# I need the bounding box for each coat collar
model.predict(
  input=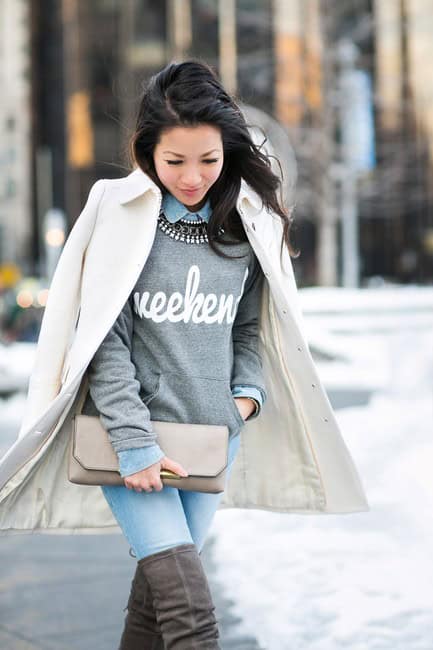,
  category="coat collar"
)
[117,166,263,212]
